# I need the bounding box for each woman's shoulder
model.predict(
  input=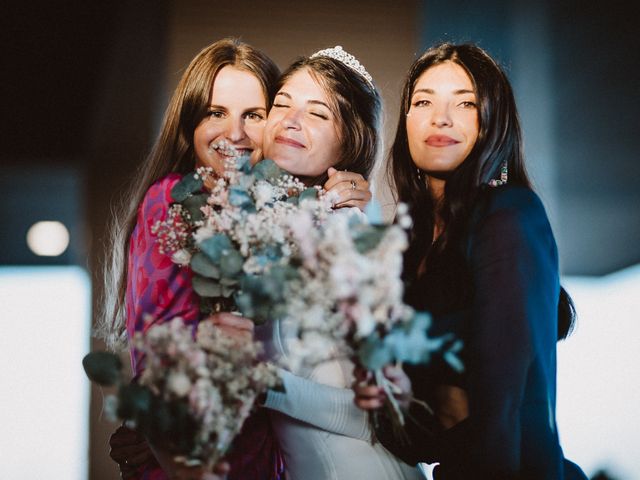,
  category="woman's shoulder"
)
[468,185,555,254]
[137,173,184,223]
[143,173,184,204]
[483,184,545,215]
[473,185,549,229]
